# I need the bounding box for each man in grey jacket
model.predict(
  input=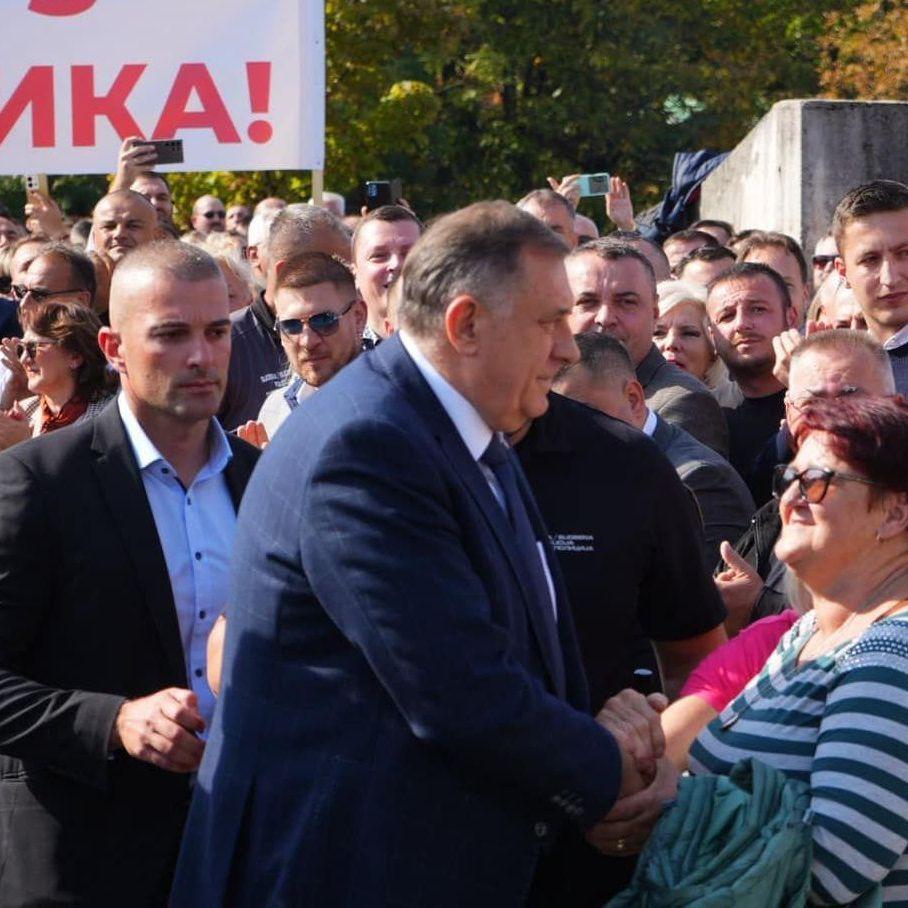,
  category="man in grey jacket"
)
[566,240,728,457]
